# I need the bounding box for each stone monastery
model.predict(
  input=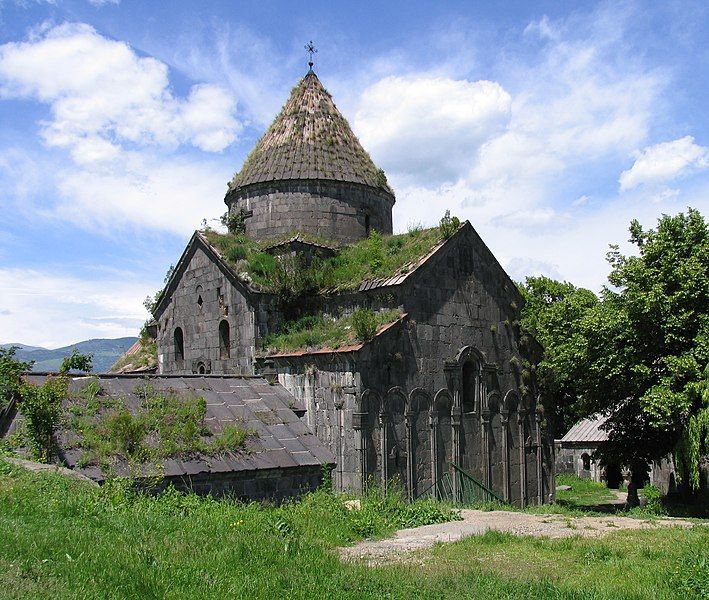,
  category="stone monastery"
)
[152,69,554,506]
